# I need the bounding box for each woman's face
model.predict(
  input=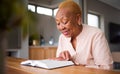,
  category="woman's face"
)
[55,8,80,38]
